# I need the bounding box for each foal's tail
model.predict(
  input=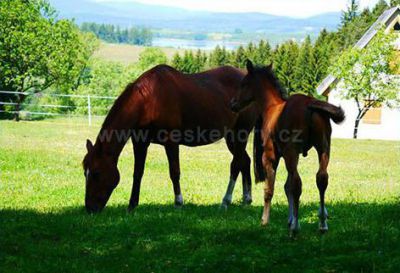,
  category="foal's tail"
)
[253,116,265,183]
[308,100,345,124]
